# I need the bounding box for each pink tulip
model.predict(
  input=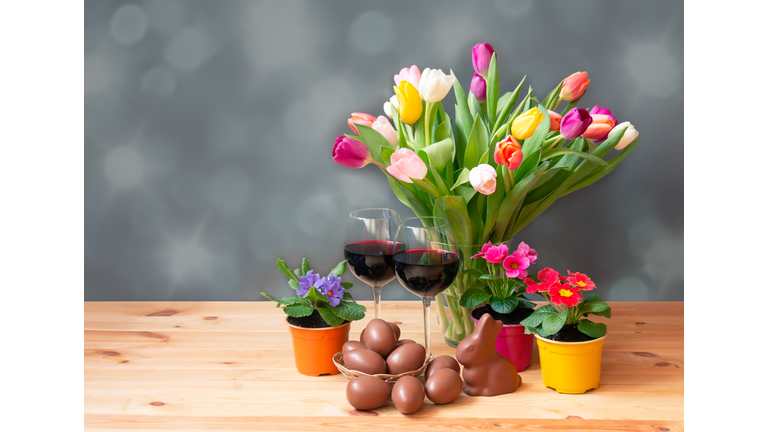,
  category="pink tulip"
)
[332,136,372,169]
[372,116,398,147]
[386,148,428,183]
[469,164,497,195]
[472,43,495,78]
[547,110,562,132]
[582,106,616,142]
[560,108,593,140]
[348,112,376,135]
[560,71,590,102]
[394,65,421,89]
[470,73,487,103]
